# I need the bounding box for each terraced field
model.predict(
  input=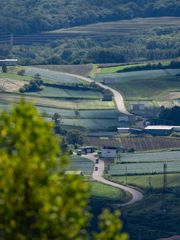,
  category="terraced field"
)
[84,136,180,151]
[25,67,80,84]
[36,106,76,117]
